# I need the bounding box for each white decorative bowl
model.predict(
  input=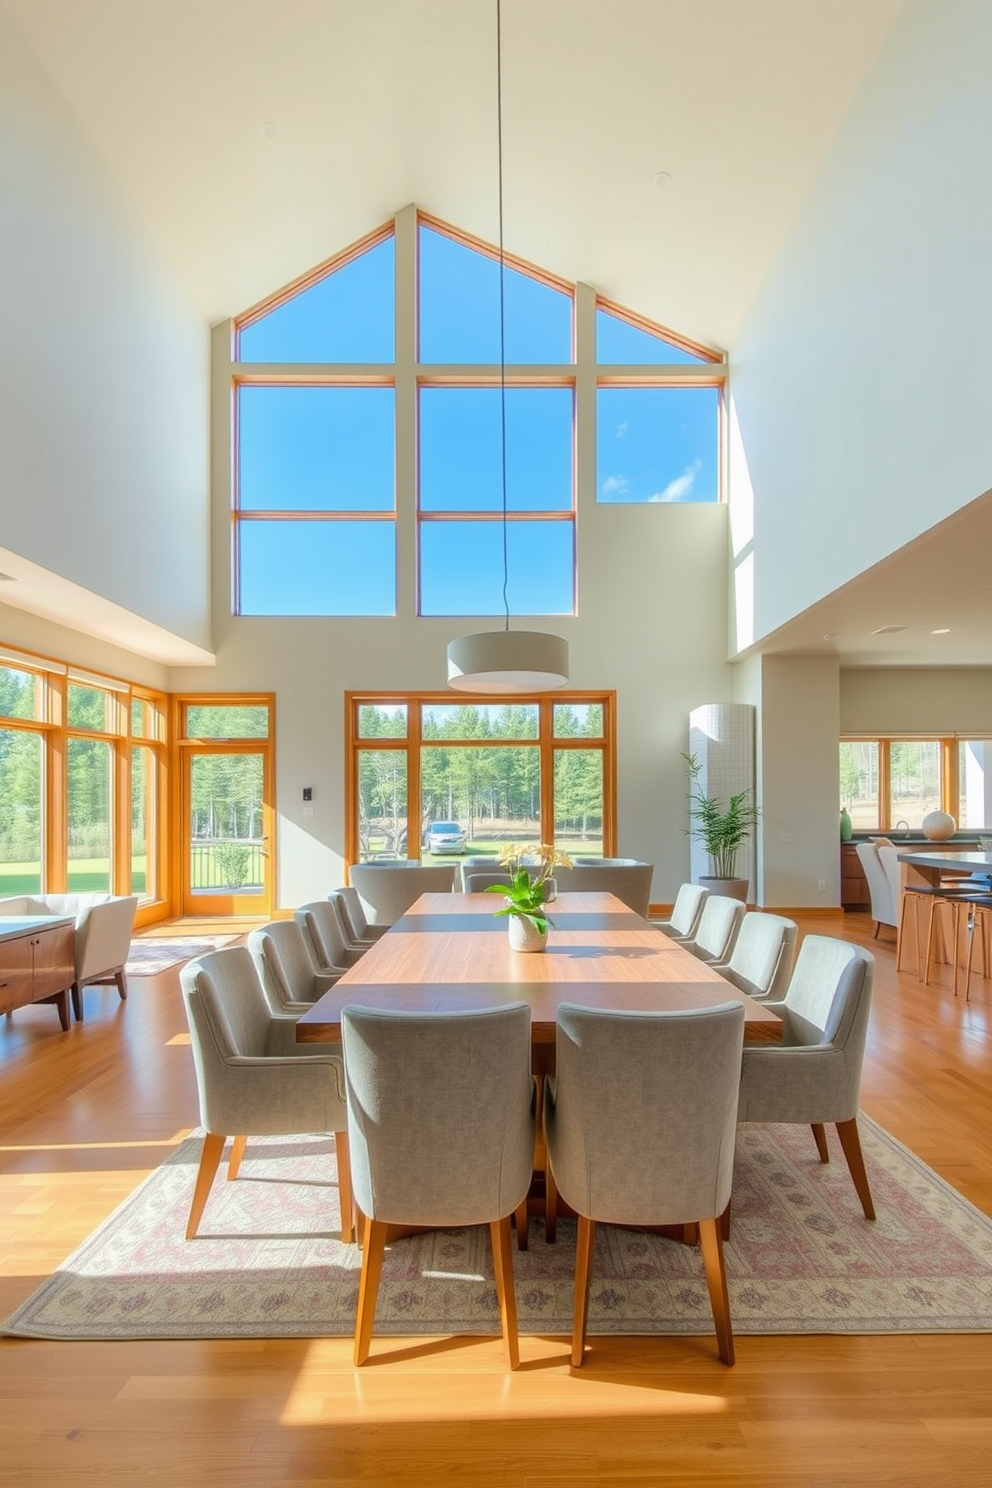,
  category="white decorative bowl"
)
[921,810,956,841]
